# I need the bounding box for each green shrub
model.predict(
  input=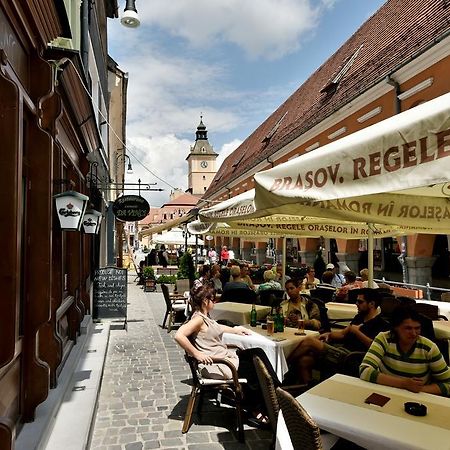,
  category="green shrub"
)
[143,266,155,280]
[177,252,195,281]
[156,274,177,284]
